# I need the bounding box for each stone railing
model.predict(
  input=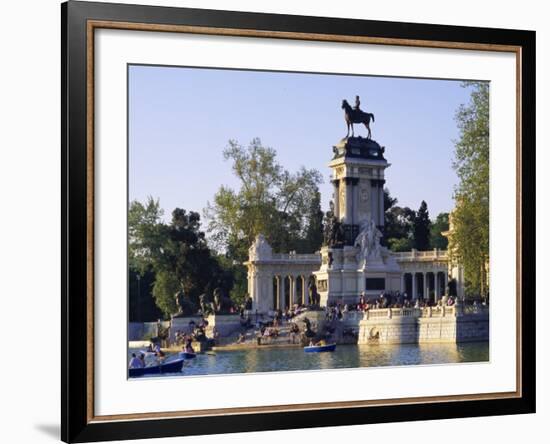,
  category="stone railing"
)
[341,311,364,322]
[270,252,321,262]
[462,304,489,315]
[359,304,488,320]
[394,249,448,261]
